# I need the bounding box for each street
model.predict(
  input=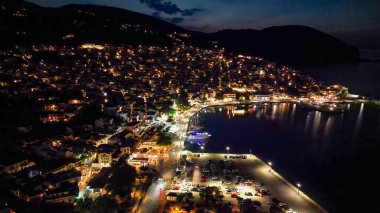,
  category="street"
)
[136,180,167,213]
